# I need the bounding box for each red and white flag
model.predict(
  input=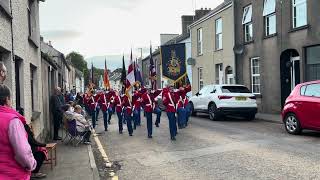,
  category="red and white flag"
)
[126,49,135,90]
